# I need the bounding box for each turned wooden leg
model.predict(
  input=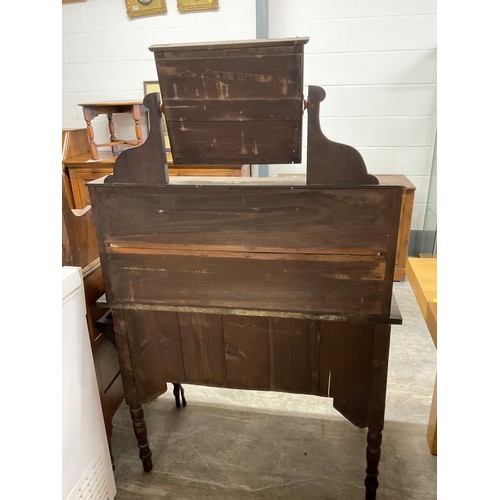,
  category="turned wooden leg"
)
[129,405,153,472]
[83,116,98,159]
[173,383,187,408]
[107,113,119,154]
[364,429,382,500]
[132,104,143,143]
